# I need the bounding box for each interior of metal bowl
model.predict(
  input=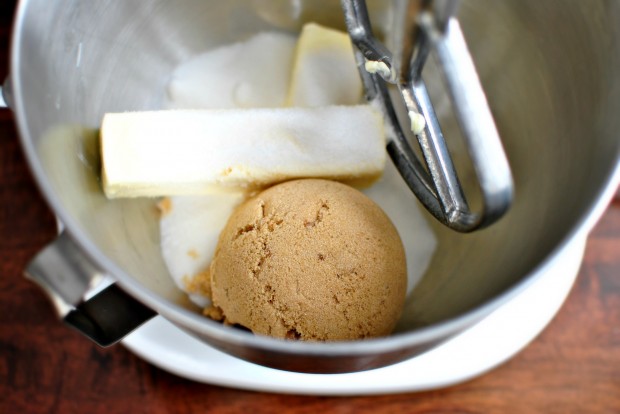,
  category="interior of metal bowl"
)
[12,0,620,337]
